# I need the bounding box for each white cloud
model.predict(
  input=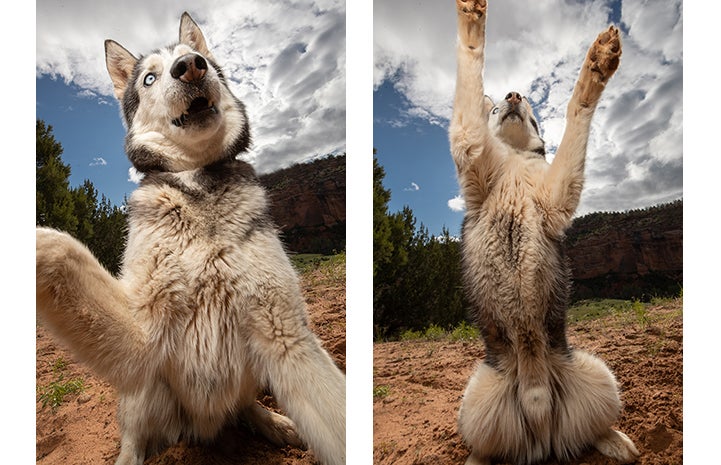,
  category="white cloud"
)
[127,167,144,184]
[404,182,420,191]
[448,195,465,212]
[375,0,682,215]
[89,157,107,167]
[36,0,345,175]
